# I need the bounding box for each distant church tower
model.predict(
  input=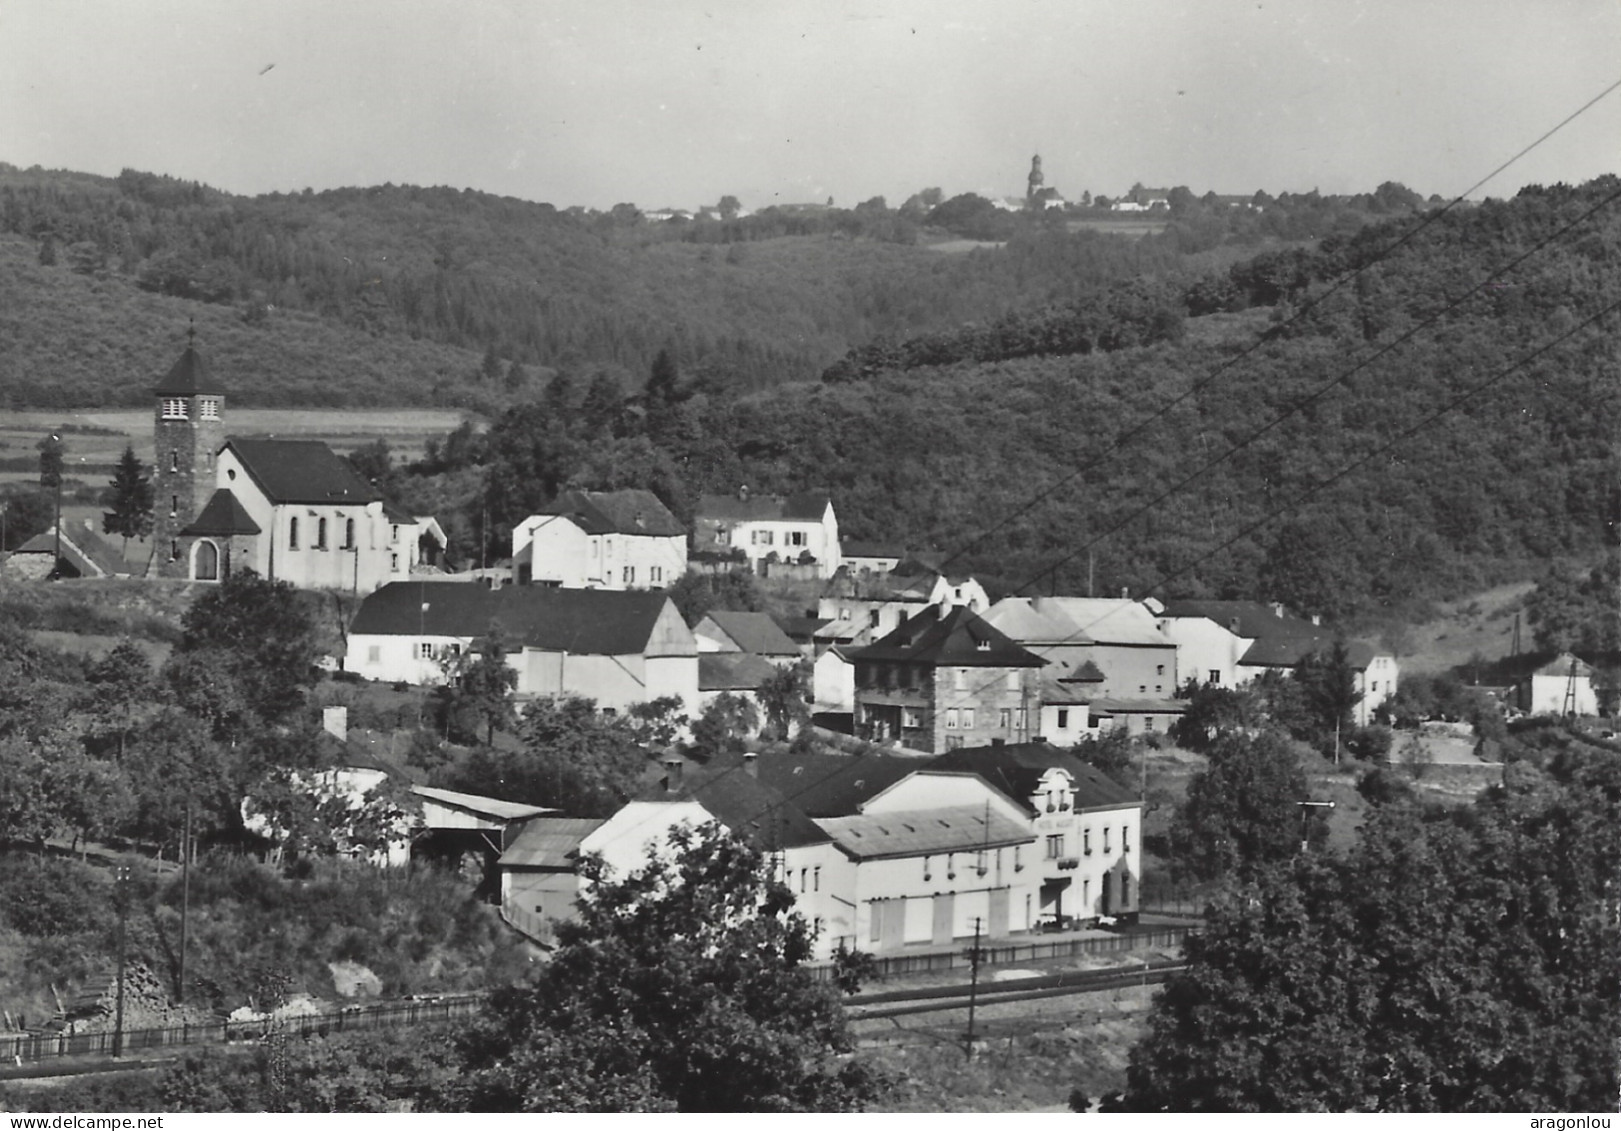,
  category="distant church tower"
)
[1026,154,1045,209]
[147,330,226,578]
